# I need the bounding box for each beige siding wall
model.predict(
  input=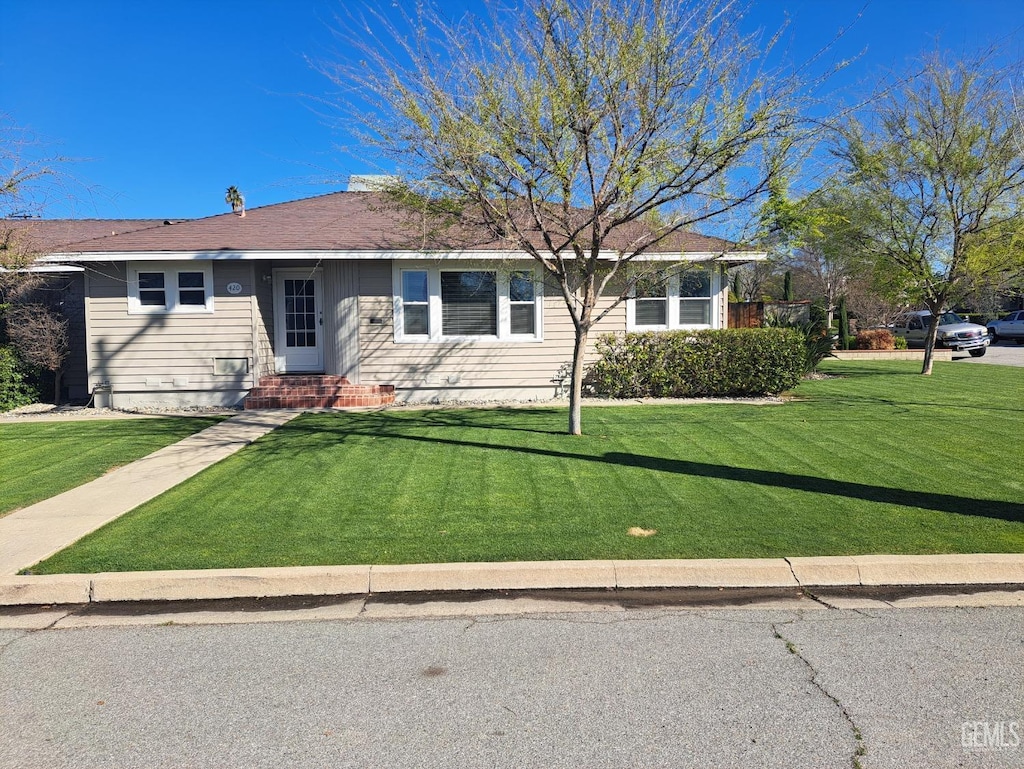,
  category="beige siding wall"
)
[357,261,625,400]
[86,261,256,407]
